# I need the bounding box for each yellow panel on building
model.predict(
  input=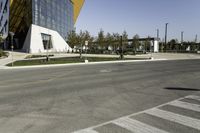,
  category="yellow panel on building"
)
[72,0,85,23]
[10,0,13,5]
